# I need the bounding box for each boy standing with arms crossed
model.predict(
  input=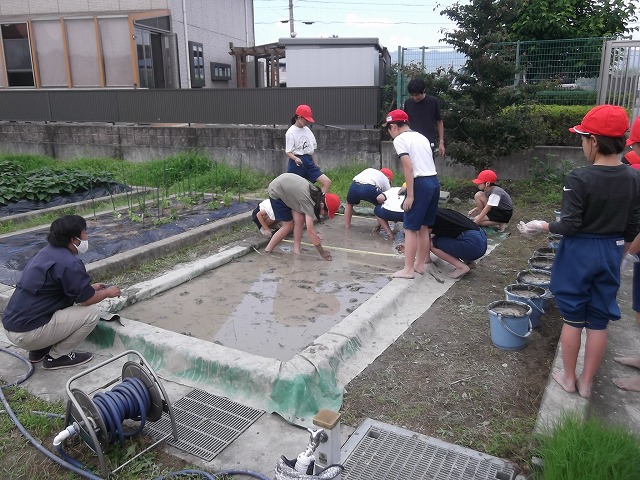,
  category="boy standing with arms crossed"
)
[384,109,440,279]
